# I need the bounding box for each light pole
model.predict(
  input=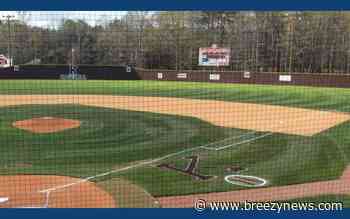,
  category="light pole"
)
[2,15,15,66]
[71,48,75,69]
[71,48,76,79]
